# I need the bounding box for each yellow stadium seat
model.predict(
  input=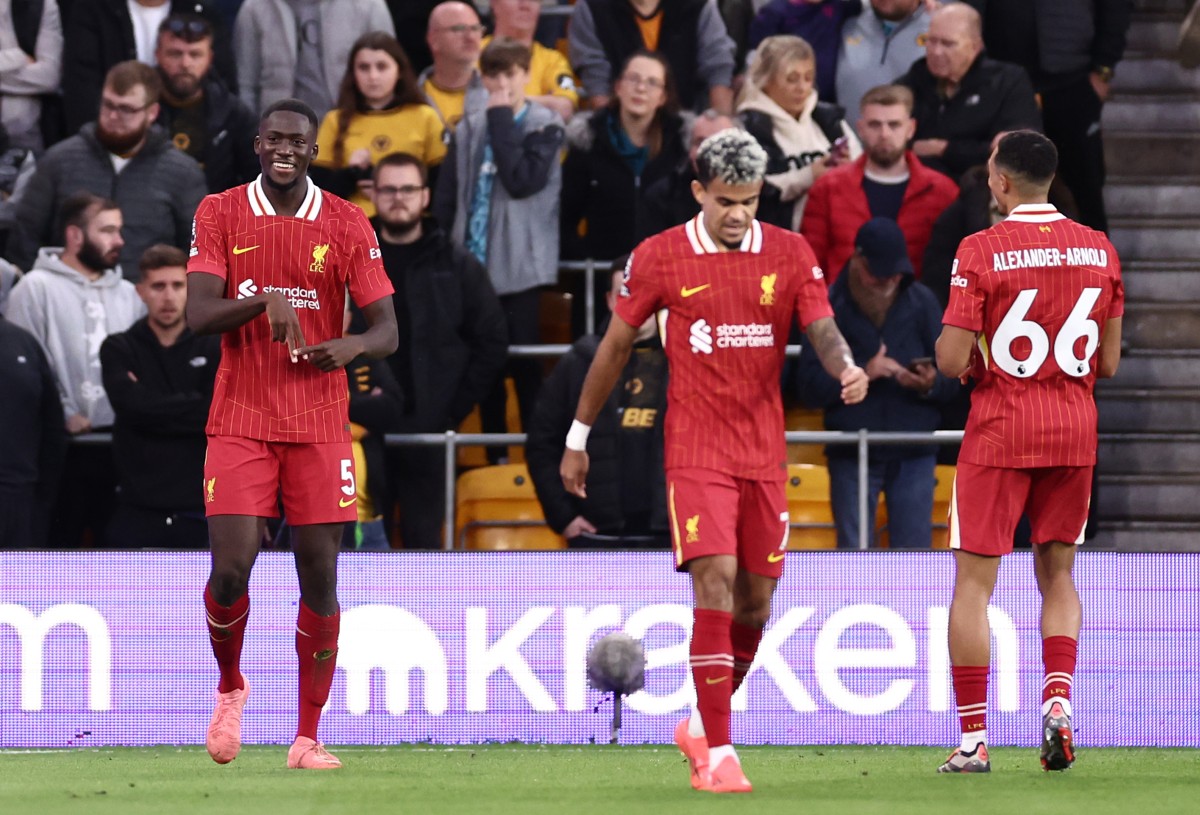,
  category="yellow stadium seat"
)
[456,377,525,468]
[785,405,826,465]
[931,464,956,549]
[455,464,566,550]
[785,463,837,549]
